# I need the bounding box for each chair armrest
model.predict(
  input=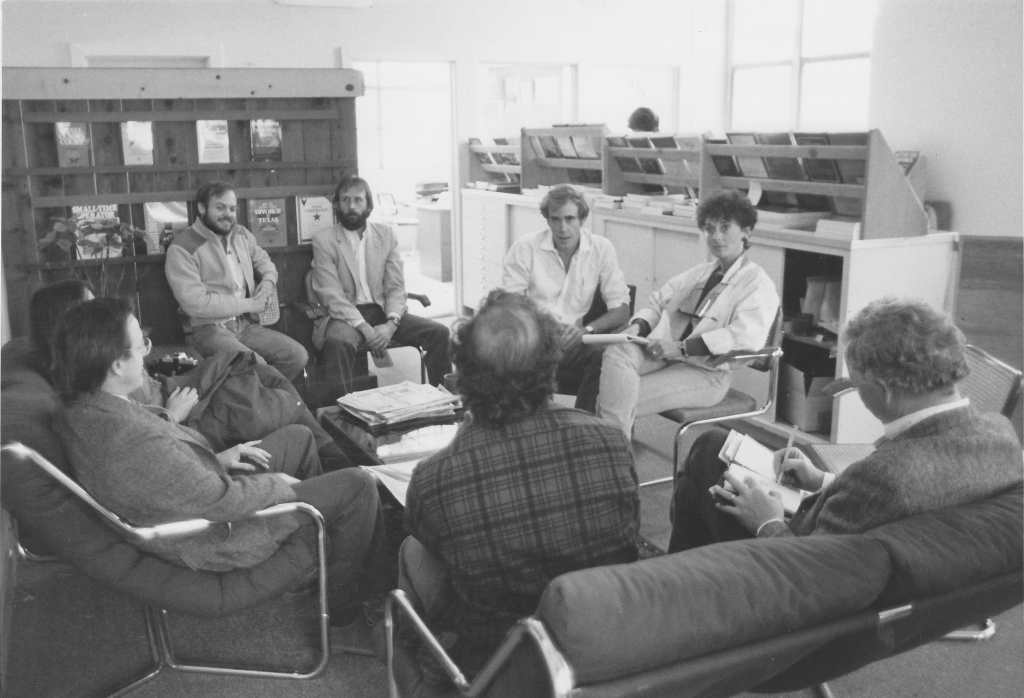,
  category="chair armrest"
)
[290,299,327,321]
[407,293,431,308]
[384,589,574,698]
[707,346,782,369]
